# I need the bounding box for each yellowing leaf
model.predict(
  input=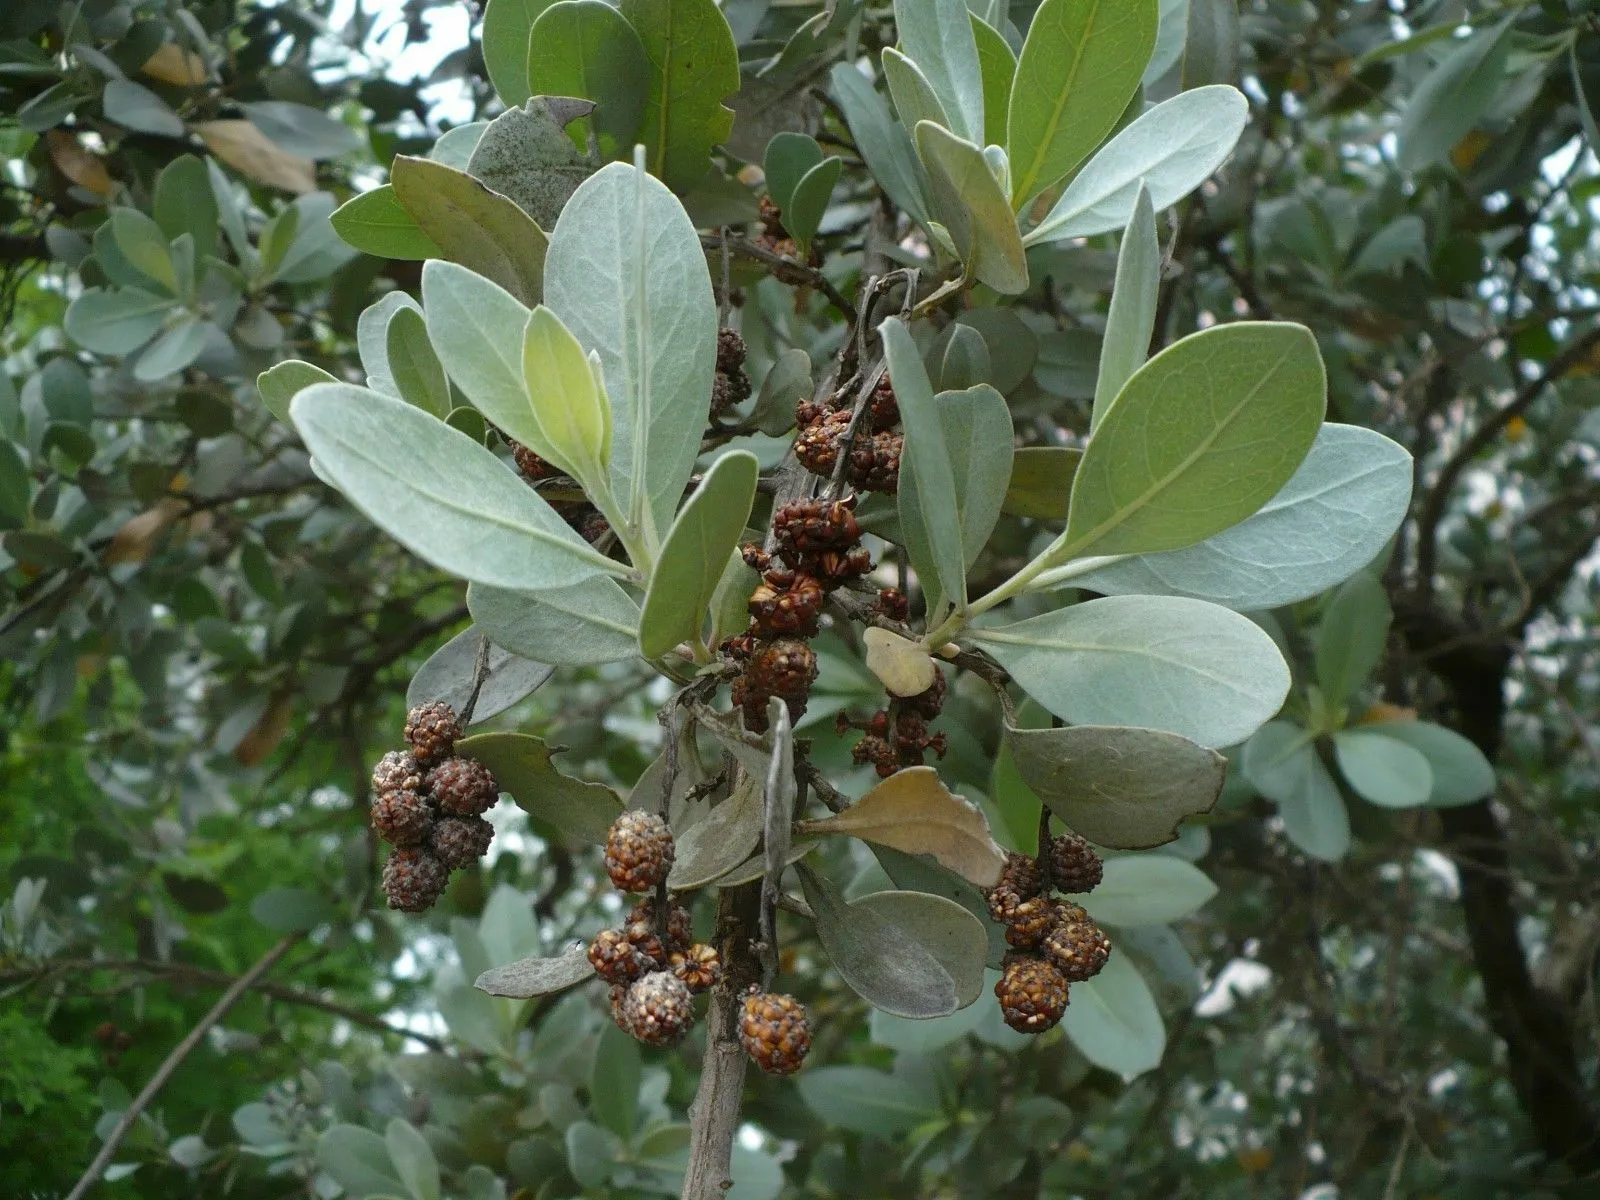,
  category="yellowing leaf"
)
[45,131,113,197]
[797,766,1005,887]
[234,690,293,766]
[1356,701,1419,726]
[142,43,208,87]
[862,627,938,697]
[192,120,316,194]
[521,305,611,483]
[103,498,187,564]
